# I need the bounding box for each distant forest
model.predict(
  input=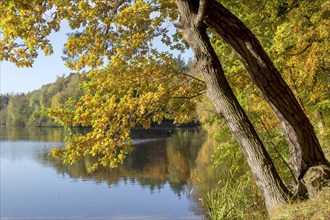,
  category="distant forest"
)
[0,73,83,126]
[0,56,191,127]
